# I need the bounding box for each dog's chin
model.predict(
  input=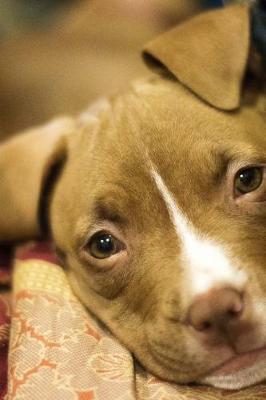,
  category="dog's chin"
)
[197,347,266,390]
[140,338,266,390]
